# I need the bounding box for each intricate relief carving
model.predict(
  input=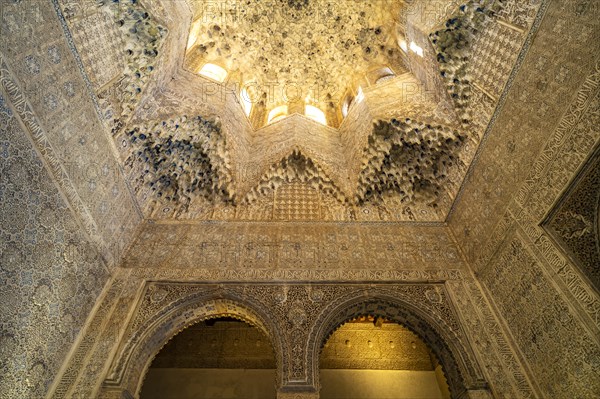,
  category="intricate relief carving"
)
[0,57,112,262]
[97,282,487,398]
[184,0,407,107]
[47,278,130,399]
[544,146,600,292]
[74,0,539,223]
[120,112,479,221]
[2,0,144,265]
[125,115,233,214]
[288,302,308,328]
[446,279,536,398]
[495,0,542,30]
[430,1,503,125]
[59,0,126,88]
[6,1,597,399]
[469,19,524,100]
[0,90,109,399]
[104,290,283,396]
[245,150,346,204]
[448,5,600,358]
[122,111,474,218]
[461,54,600,332]
[552,211,593,239]
[121,221,463,270]
[150,320,276,369]
[308,287,488,398]
[357,118,467,207]
[319,321,434,371]
[273,182,322,221]
[478,234,600,398]
[96,0,167,130]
